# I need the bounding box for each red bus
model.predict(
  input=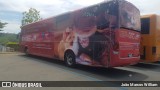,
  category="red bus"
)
[20,0,141,68]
